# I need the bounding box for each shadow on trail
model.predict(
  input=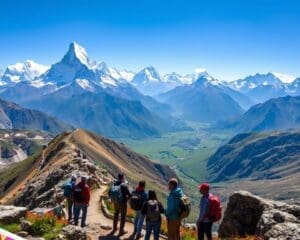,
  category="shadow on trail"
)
[98,234,134,240]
